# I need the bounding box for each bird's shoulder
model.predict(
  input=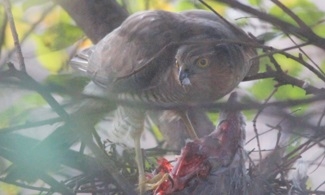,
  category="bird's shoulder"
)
[86,10,245,91]
[87,10,181,88]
